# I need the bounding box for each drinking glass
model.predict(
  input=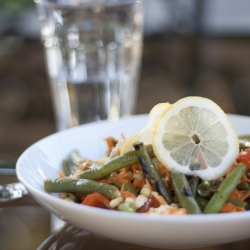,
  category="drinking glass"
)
[34,0,144,131]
